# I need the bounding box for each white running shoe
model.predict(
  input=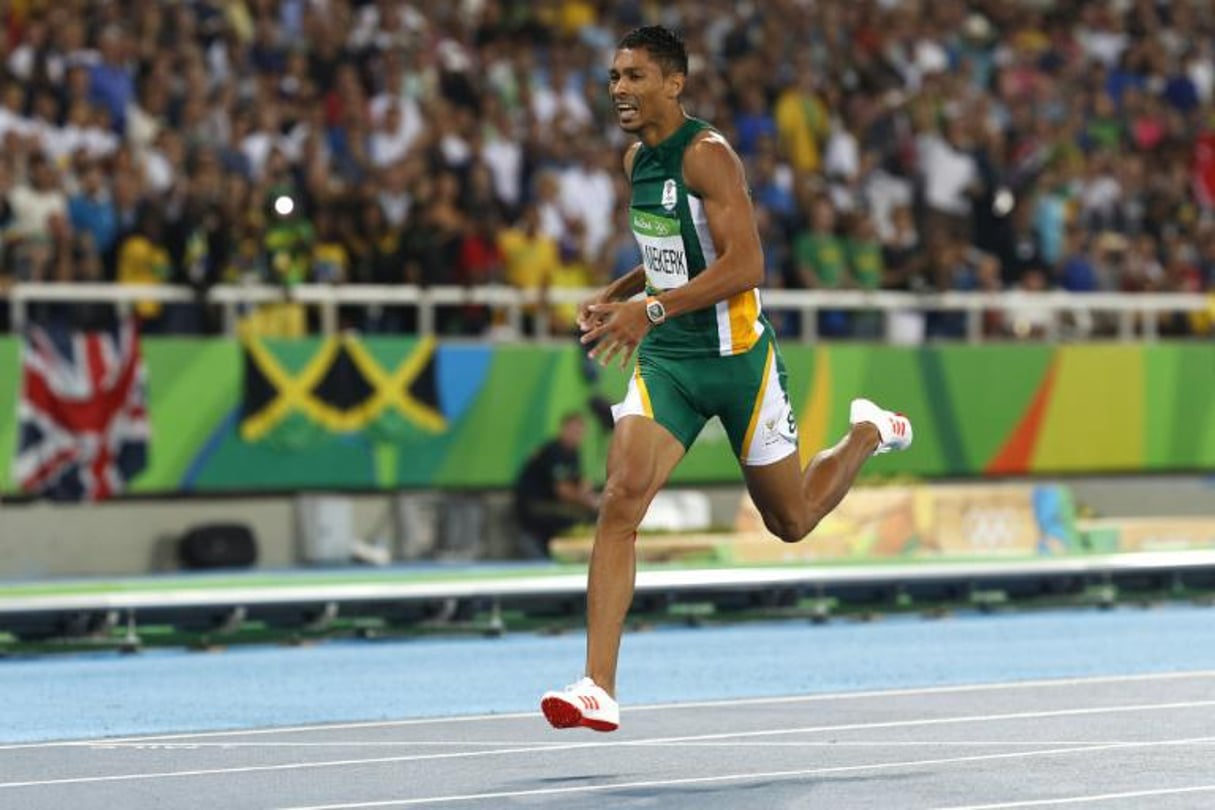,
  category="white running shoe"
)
[850,398,913,455]
[540,677,620,732]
